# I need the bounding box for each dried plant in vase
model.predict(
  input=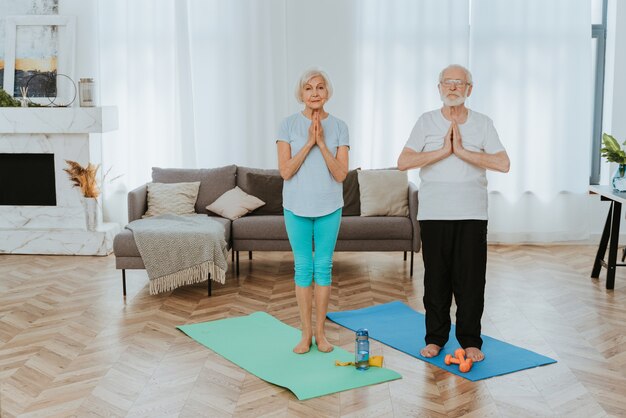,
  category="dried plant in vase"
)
[64,160,101,198]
